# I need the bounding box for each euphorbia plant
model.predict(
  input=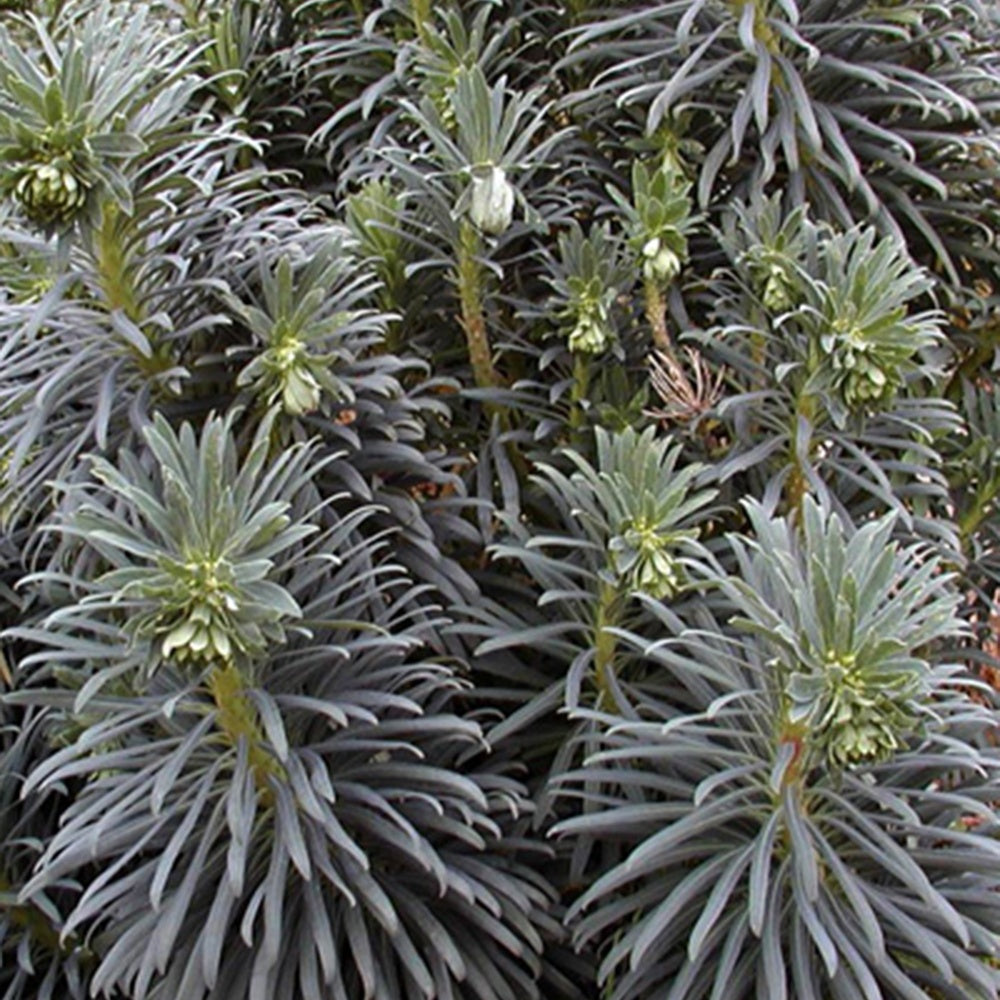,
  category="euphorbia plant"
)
[0,2,998,998]
[554,500,1000,1000]
[0,5,194,234]
[8,408,557,1000]
[390,63,564,398]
